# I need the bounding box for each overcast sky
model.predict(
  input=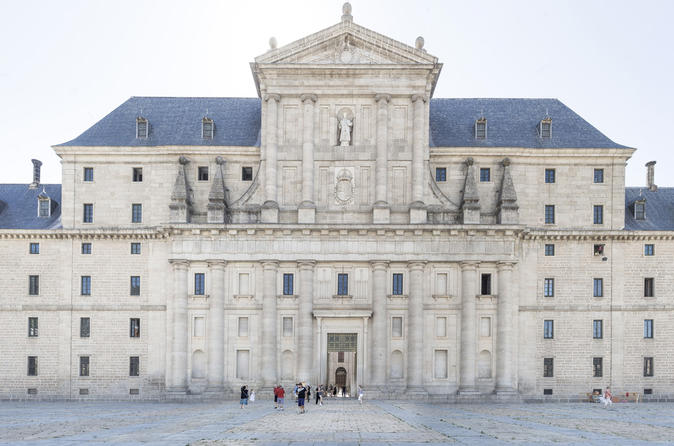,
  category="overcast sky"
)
[1,0,672,186]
